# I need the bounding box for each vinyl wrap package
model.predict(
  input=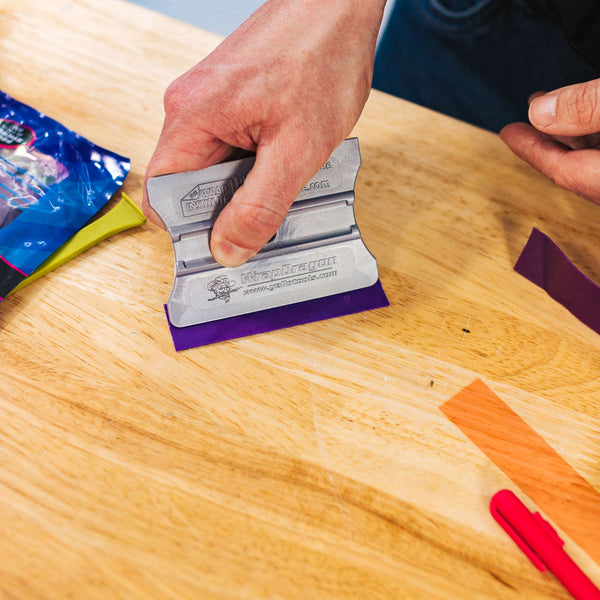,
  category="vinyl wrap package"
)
[0,91,130,298]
